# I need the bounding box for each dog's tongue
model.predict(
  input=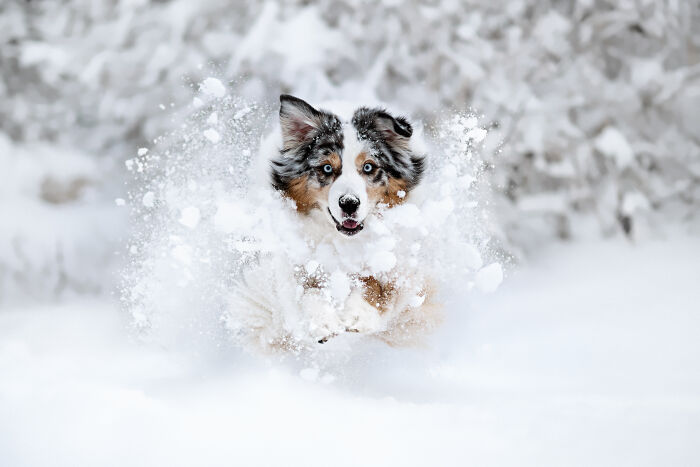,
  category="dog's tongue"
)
[342,219,358,229]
